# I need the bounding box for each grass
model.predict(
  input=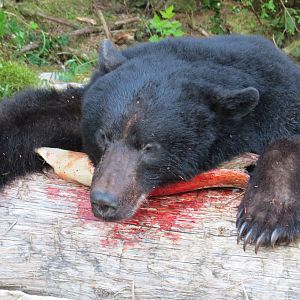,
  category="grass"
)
[0,61,37,98]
